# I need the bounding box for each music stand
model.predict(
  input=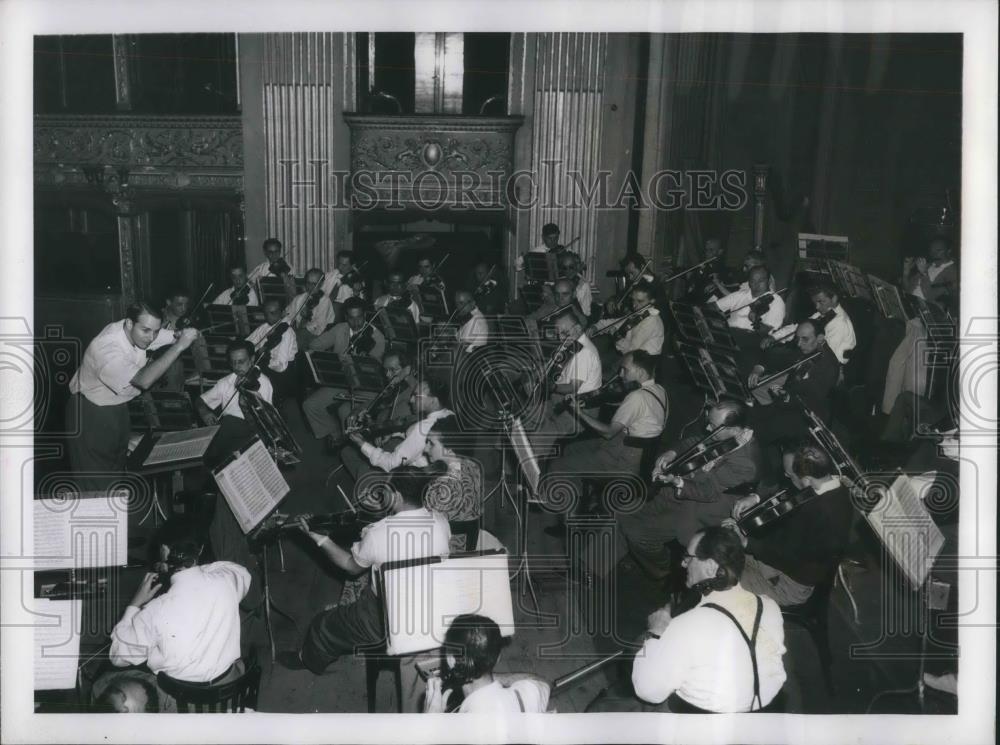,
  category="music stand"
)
[674,339,750,402]
[797,232,850,262]
[523,253,558,285]
[232,305,266,337]
[379,304,420,347]
[869,275,908,321]
[669,301,739,354]
[350,356,386,394]
[418,285,449,321]
[828,260,874,302]
[244,397,303,466]
[205,304,239,335]
[256,276,302,306]
[128,391,198,432]
[304,351,353,389]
